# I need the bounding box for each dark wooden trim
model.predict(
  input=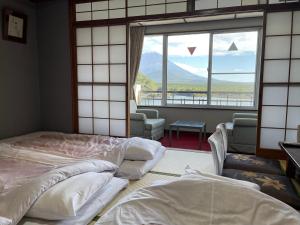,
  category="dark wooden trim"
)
[126,23,130,137]
[256,10,267,157]
[69,0,79,133]
[257,148,287,160]
[284,10,294,140]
